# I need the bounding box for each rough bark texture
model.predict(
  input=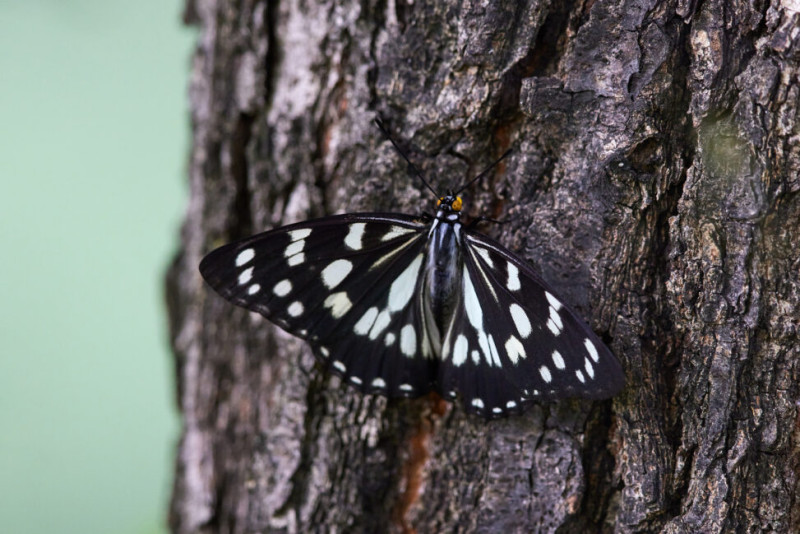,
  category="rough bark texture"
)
[166,0,800,532]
